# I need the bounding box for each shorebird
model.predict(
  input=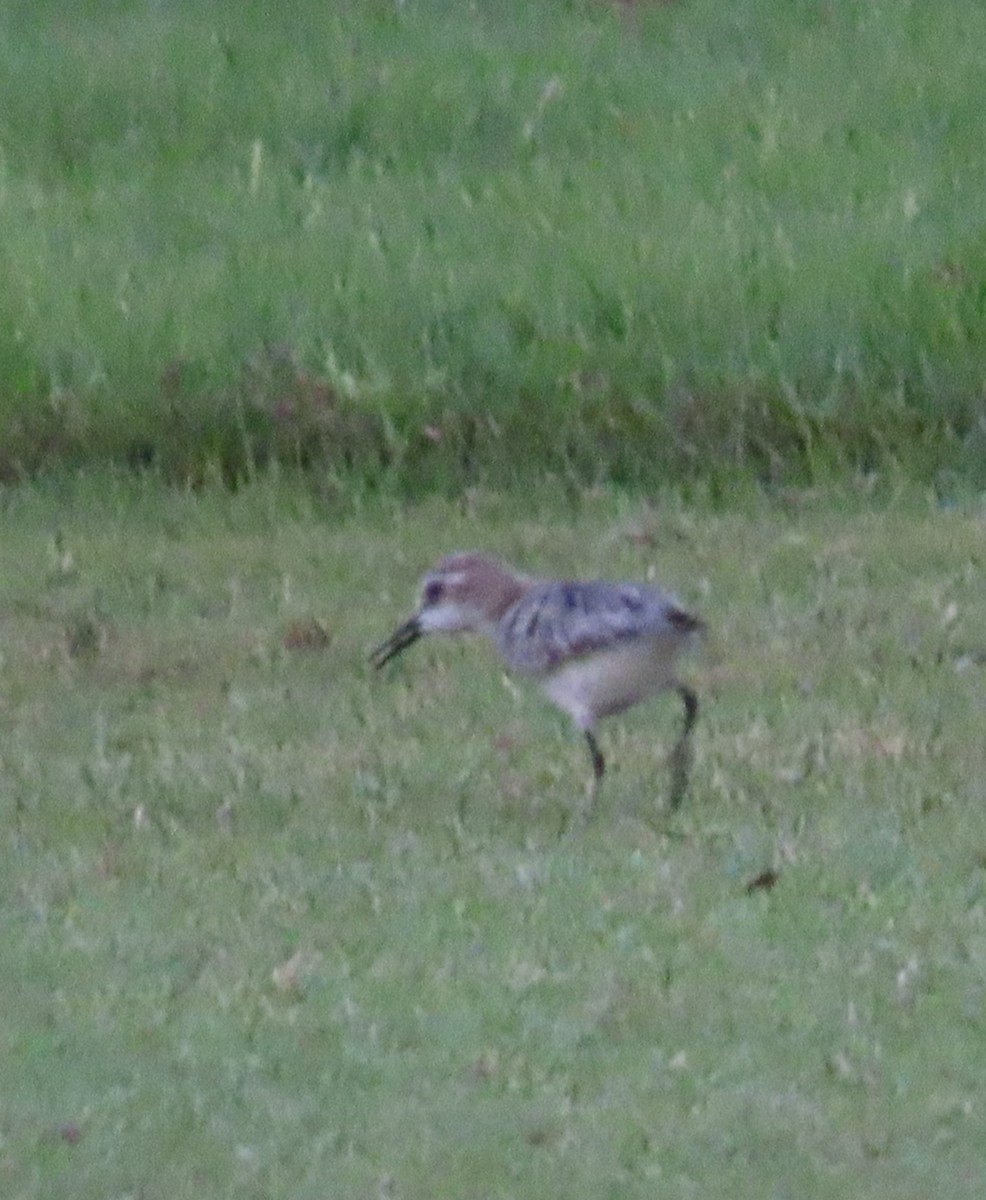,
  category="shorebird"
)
[370,553,703,808]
